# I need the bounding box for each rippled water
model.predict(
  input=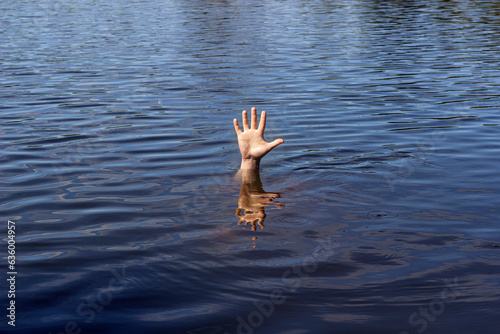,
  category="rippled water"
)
[1,0,500,333]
